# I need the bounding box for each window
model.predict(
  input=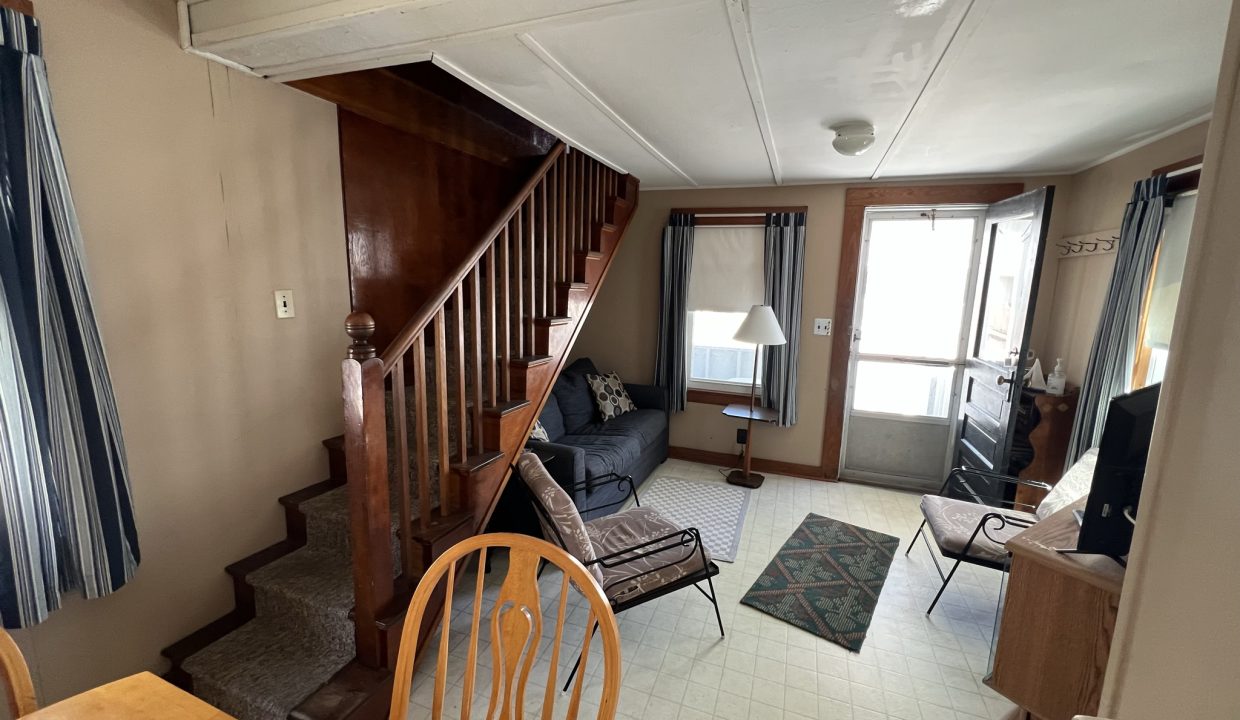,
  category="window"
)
[686,226,765,392]
[689,310,760,385]
[1134,191,1196,387]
